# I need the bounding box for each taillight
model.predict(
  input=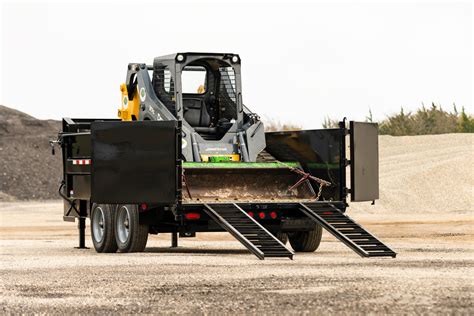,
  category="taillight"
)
[185,212,201,220]
[259,212,265,219]
[248,211,254,217]
[139,203,148,211]
[270,211,278,219]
